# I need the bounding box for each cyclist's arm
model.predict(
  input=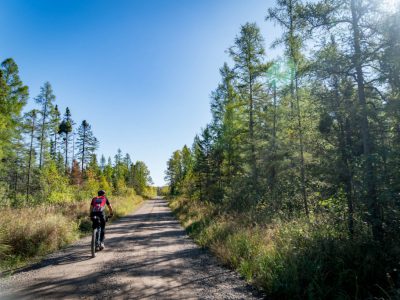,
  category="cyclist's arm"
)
[106,198,113,216]
[89,198,94,216]
[107,203,113,216]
